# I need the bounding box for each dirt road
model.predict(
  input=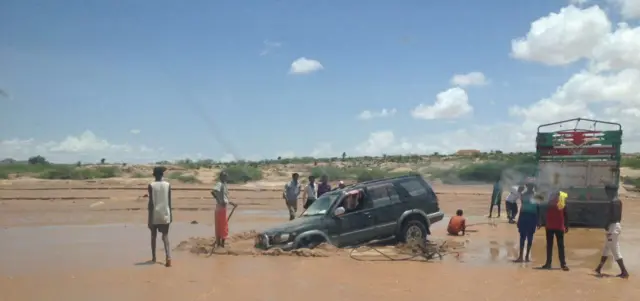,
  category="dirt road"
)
[1,181,639,300]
